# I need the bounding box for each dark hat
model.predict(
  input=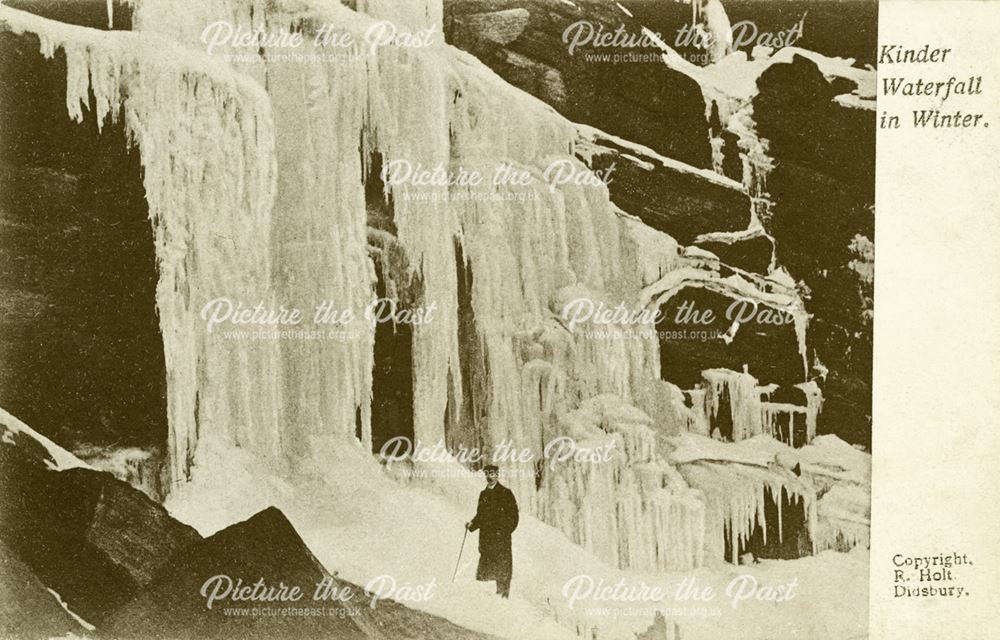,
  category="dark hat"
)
[483,464,499,473]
